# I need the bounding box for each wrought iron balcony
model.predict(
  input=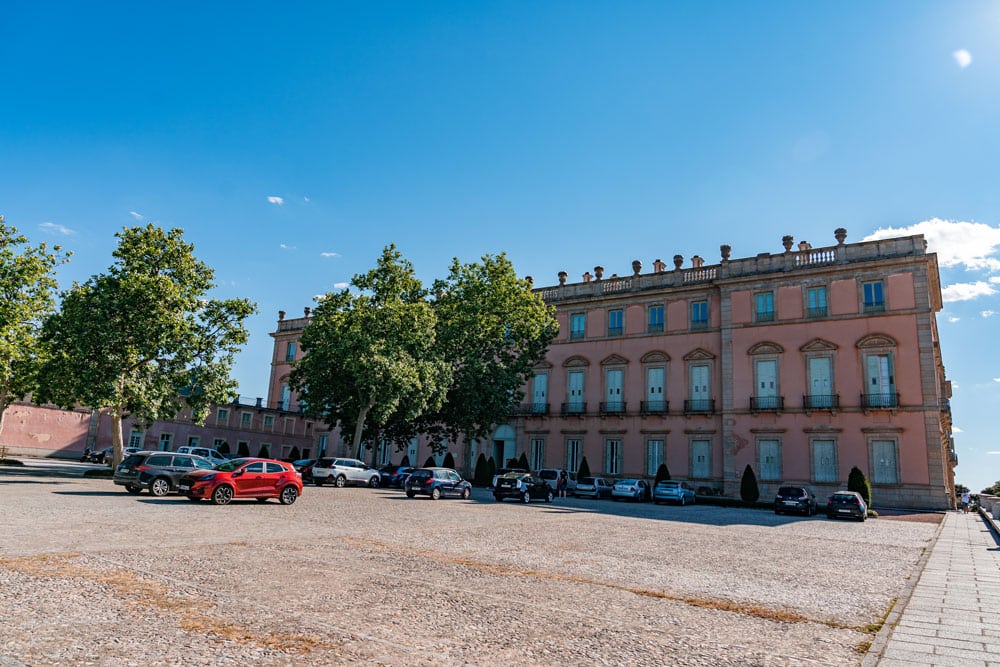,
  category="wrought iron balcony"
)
[755,310,775,323]
[607,326,624,337]
[510,402,550,417]
[569,330,585,340]
[647,323,664,333]
[803,394,840,410]
[806,306,828,318]
[861,392,899,409]
[690,320,709,331]
[684,398,715,414]
[561,402,587,416]
[863,302,886,314]
[750,396,784,411]
[599,401,626,416]
[640,400,669,415]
